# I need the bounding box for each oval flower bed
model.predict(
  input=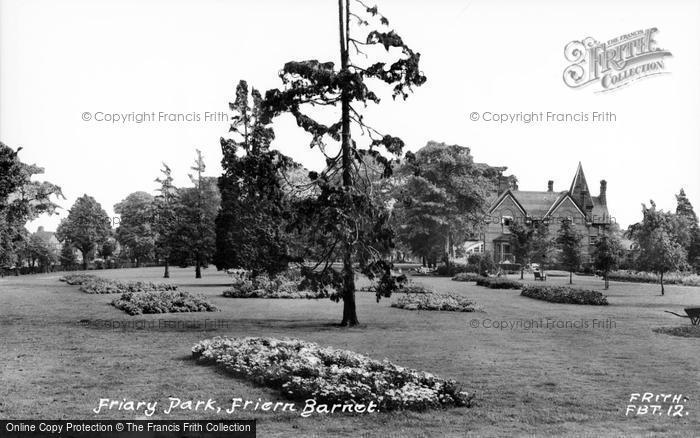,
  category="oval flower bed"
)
[222,271,330,299]
[111,291,218,315]
[192,337,472,411]
[521,285,608,305]
[360,283,432,294]
[391,293,481,312]
[59,274,177,294]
